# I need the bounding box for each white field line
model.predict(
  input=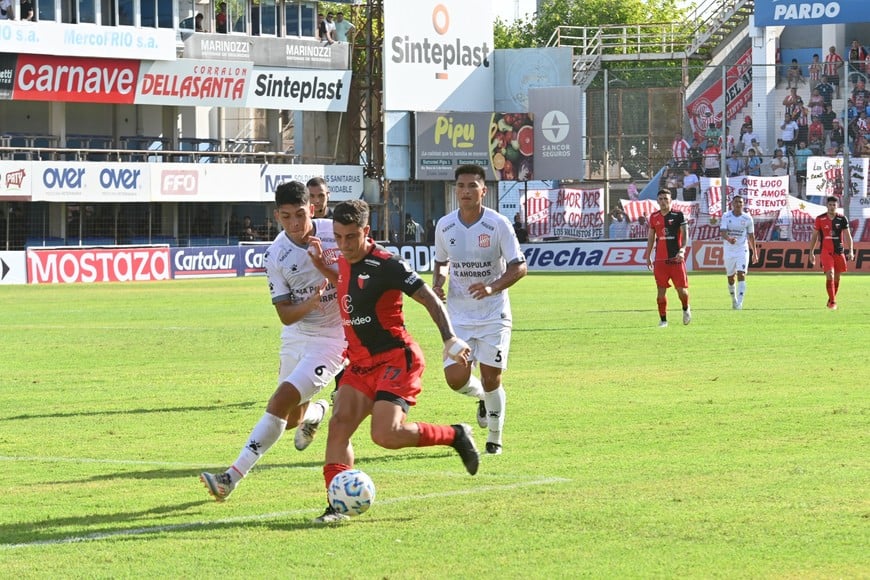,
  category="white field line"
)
[1,477,570,550]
